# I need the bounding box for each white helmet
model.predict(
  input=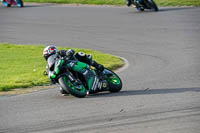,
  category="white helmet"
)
[43,45,58,60]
